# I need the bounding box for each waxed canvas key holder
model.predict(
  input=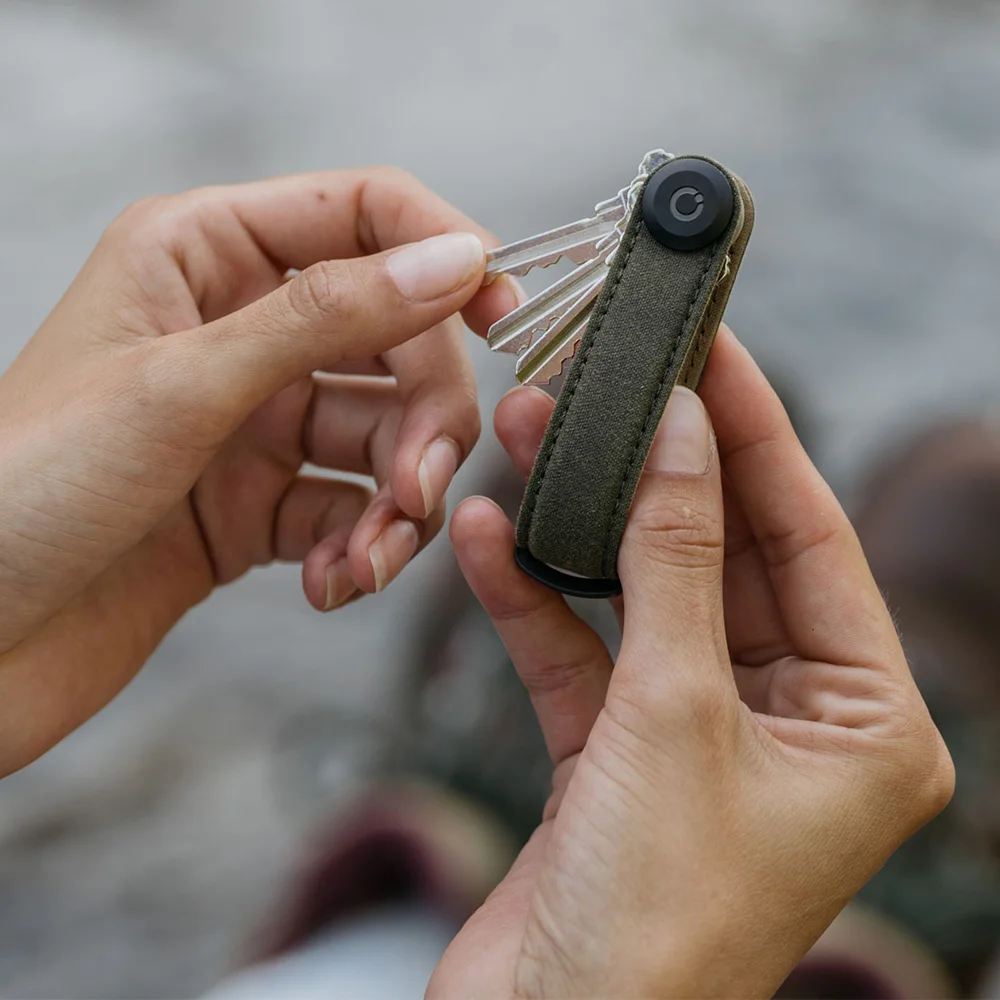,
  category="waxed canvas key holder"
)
[485,154,754,597]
